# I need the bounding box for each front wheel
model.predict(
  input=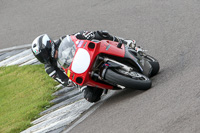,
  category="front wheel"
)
[104,68,152,90]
